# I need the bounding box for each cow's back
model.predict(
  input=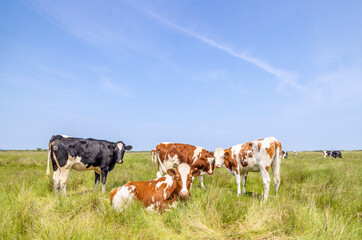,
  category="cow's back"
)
[233,137,281,172]
[156,143,197,165]
[51,136,115,168]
